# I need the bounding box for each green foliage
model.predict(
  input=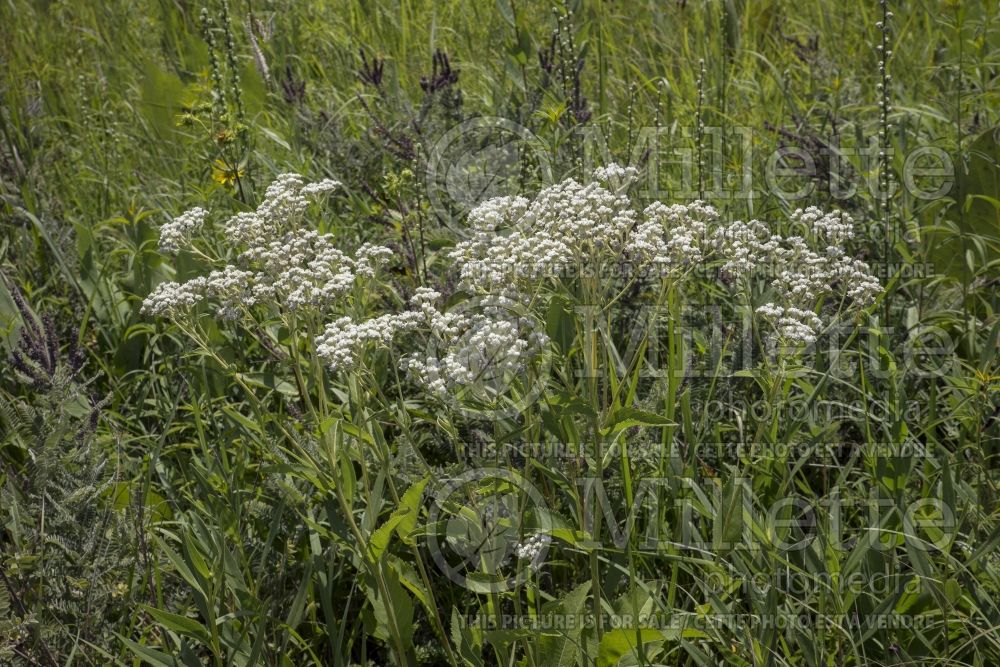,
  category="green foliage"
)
[0,295,139,664]
[1,0,999,665]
